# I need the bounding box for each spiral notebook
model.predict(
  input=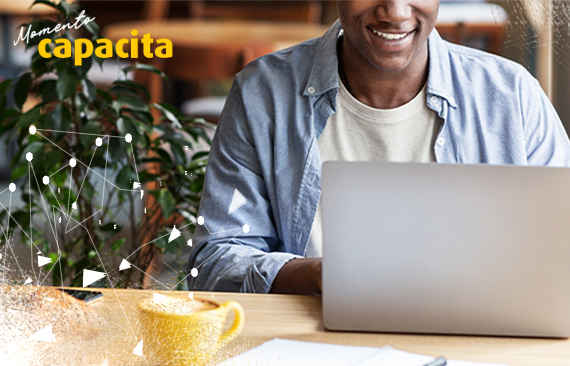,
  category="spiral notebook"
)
[219,338,508,366]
